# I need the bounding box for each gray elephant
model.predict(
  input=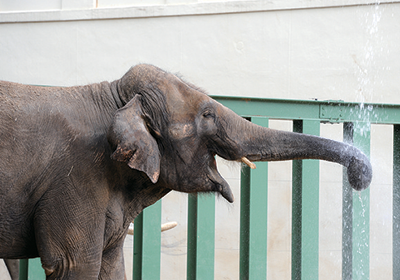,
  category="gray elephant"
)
[4,259,18,280]
[0,64,372,279]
